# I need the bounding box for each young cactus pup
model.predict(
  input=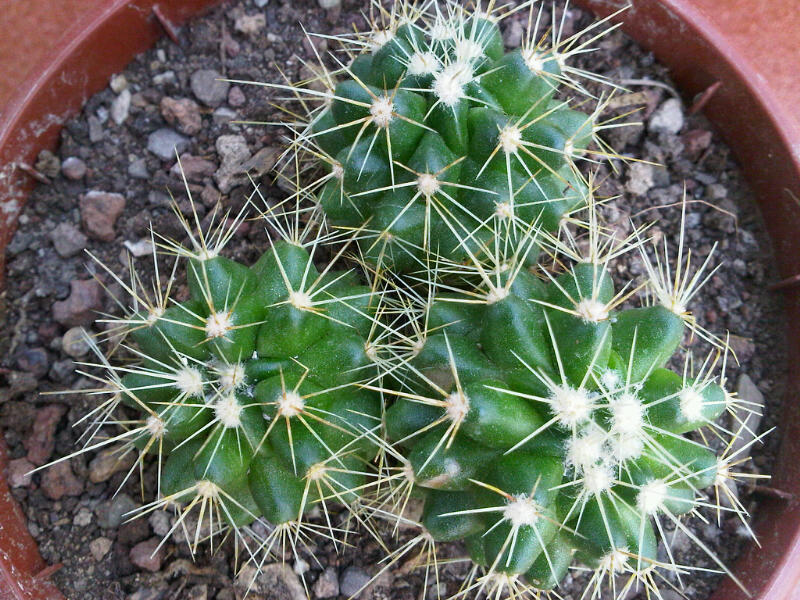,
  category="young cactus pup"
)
[252,0,625,273]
